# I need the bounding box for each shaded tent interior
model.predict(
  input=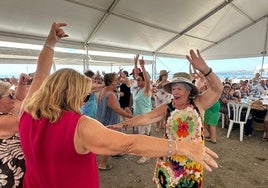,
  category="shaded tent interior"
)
[0,0,267,79]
